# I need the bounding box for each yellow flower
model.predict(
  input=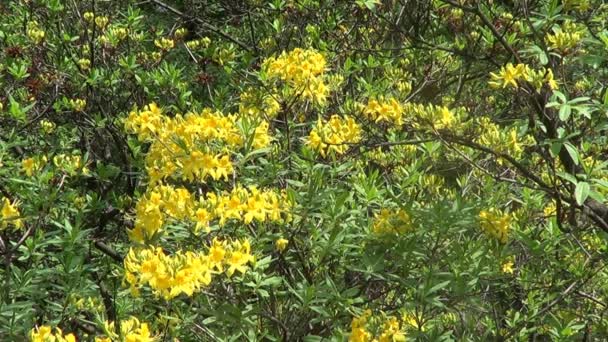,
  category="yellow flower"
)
[208,238,226,272]
[77,58,91,71]
[1,197,23,230]
[124,238,253,299]
[546,25,583,51]
[275,237,289,252]
[26,22,45,44]
[226,239,254,277]
[263,48,329,106]
[350,310,371,342]
[252,121,273,149]
[154,37,175,50]
[362,98,404,125]
[479,209,511,243]
[97,316,156,342]
[306,115,361,157]
[372,208,413,235]
[22,157,37,177]
[40,120,56,134]
[489,63,528,89]
[30,326,76,342]
[194,208,211,233]
[94,16,109,29]
[502,260,514,274]
[83,12,95,22]
[69,98,87,112]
